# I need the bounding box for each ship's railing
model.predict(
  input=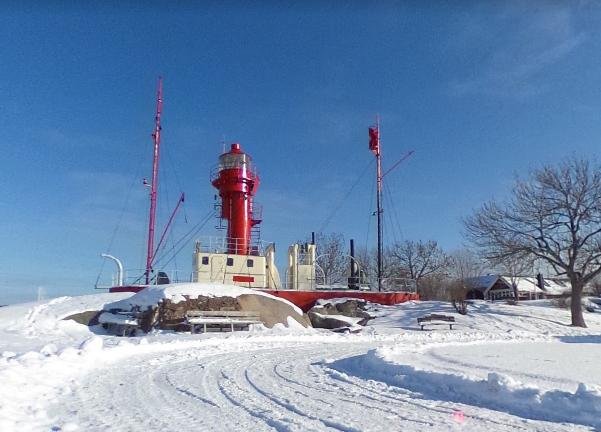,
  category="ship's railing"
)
[314,283,371,291]
[95,268,190,288]
[194,235,268,256]
[250,203,263,222]
[381,277,417,293]
[209,161,259,184]
[311,278,416,292]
